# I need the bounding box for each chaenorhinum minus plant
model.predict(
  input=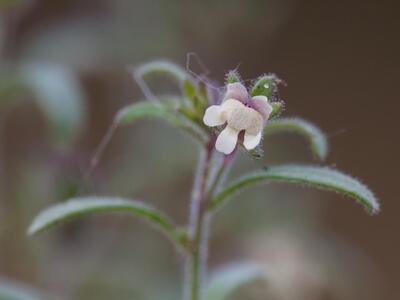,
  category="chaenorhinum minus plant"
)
[27,60,380,300]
